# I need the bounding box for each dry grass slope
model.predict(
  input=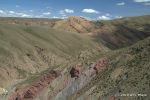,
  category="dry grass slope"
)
[70,37,150,100]
[0,22,105,88]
